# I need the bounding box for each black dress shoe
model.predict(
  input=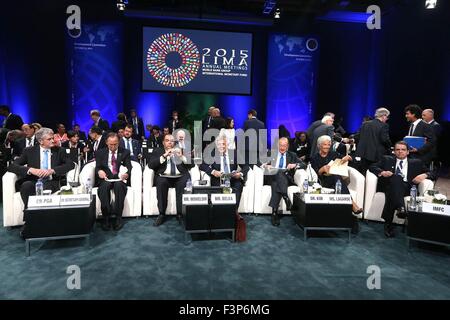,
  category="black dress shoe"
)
[351,216,360,234]
[113,217,124,231]
[396,207,407,219]
[176,214,182,224]
[283,196,292,211]
[101,218,111,231]
[154,215,165,227]
[384,223,395,238]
